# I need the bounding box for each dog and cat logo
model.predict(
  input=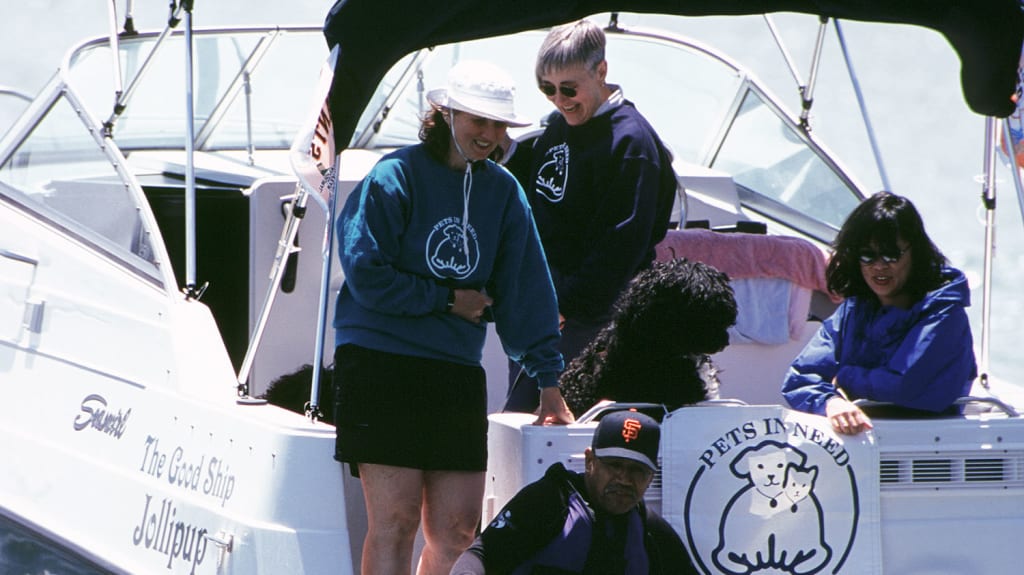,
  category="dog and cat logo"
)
[534,143,569,202]
[425,216,479,279]
[678,416,865,575]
